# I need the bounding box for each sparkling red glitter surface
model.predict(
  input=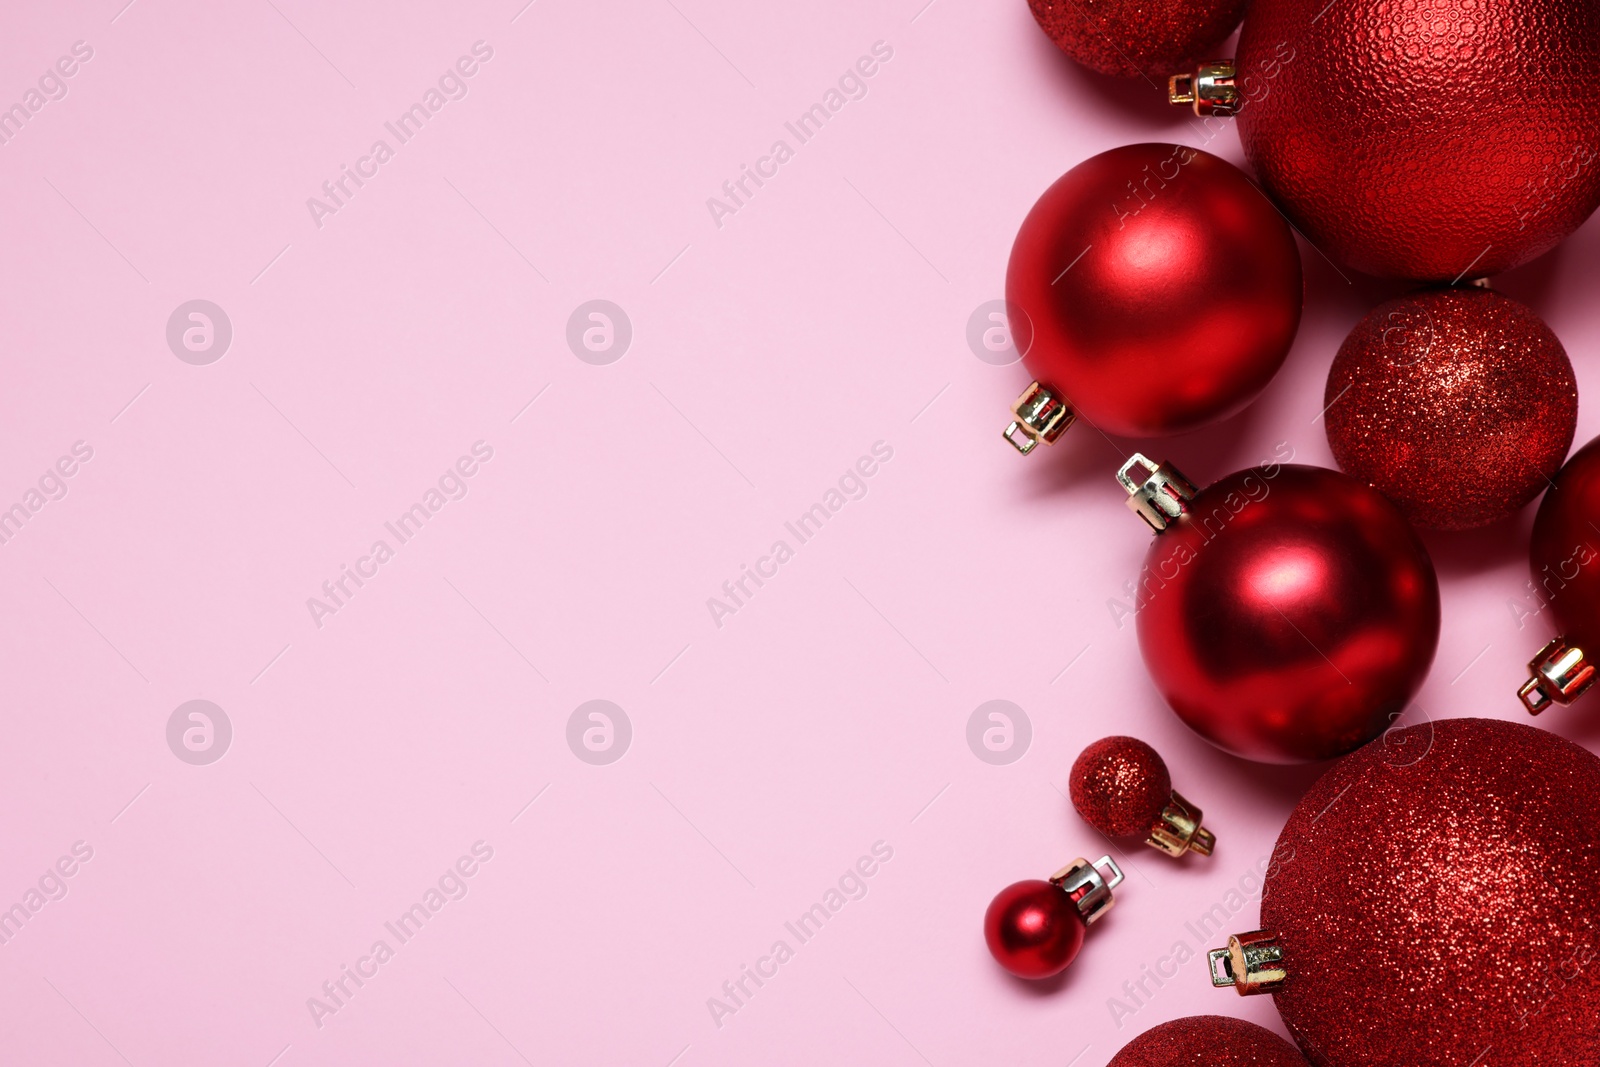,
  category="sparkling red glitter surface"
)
[1026,0,1247,78]
[1070,736,1173,836]
[1237,0,1600,280]
[1110,1016,1308,1067]
[1325,288,1577,531]
[1261,718,1600,1066]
